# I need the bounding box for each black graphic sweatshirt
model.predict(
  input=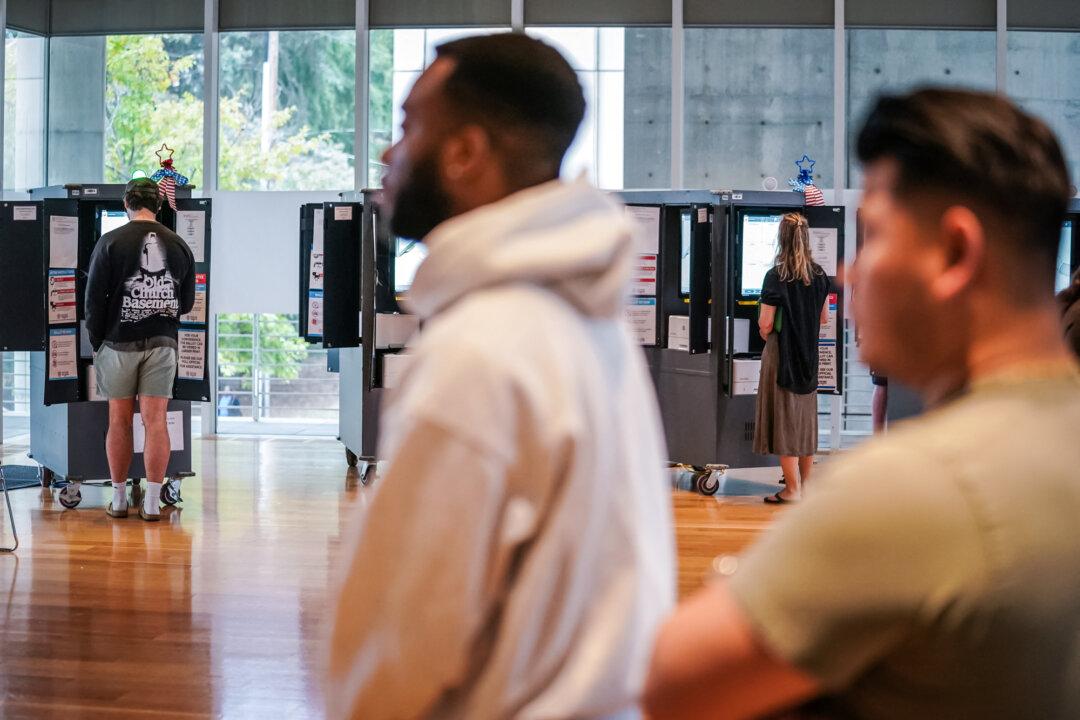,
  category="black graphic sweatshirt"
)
[85,219,196,351]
